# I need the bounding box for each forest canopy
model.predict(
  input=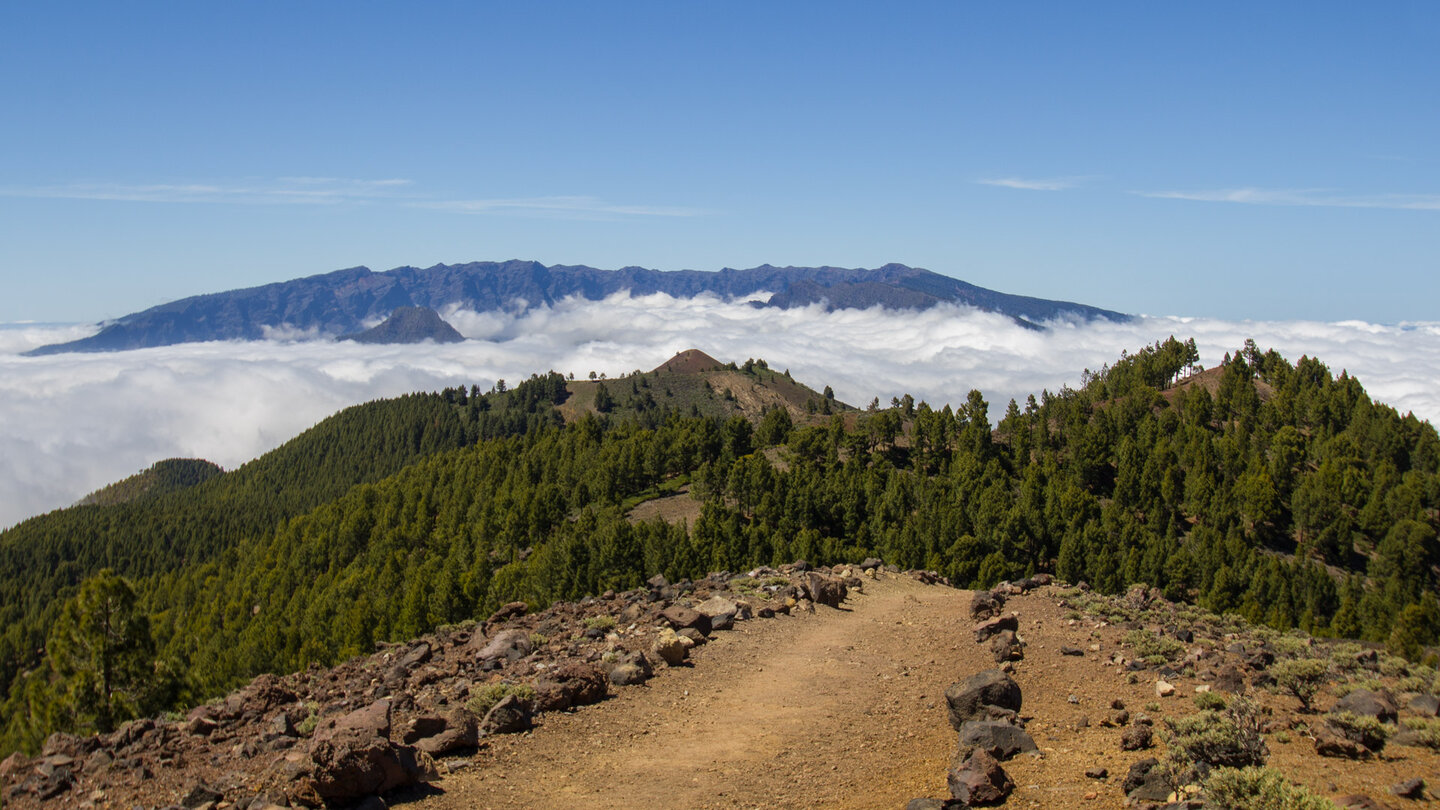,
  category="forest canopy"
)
[2,338,1437,754]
